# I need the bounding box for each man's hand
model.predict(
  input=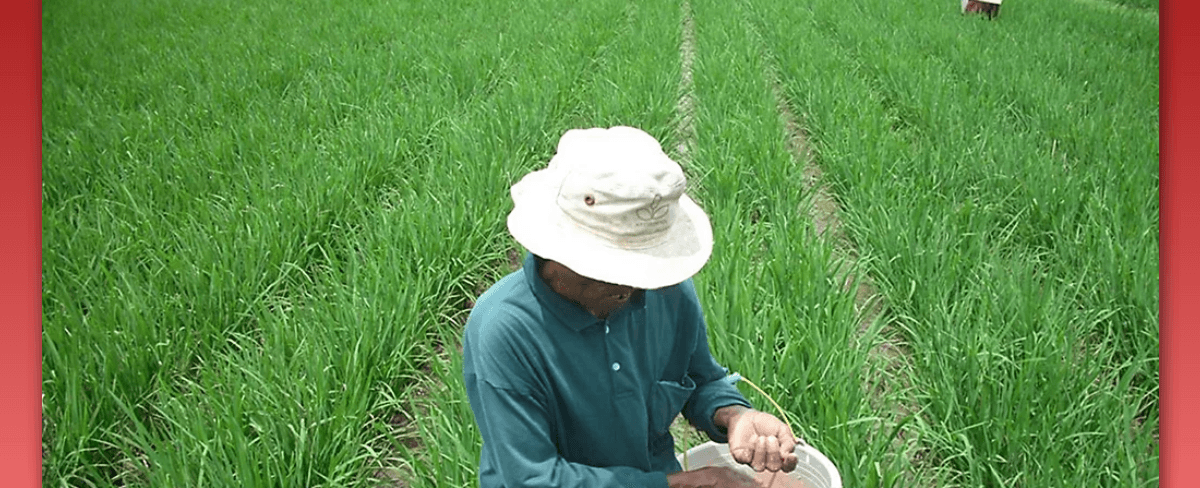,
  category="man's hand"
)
[666,466,759,488]
[719,407,798,473]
